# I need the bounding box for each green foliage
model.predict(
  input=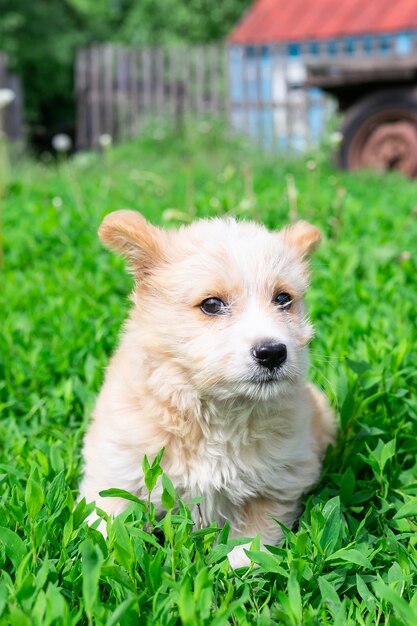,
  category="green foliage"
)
[1,126,417,623]
[0,0,251,138]
[113,0,252,44]
[0,0,91,131]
